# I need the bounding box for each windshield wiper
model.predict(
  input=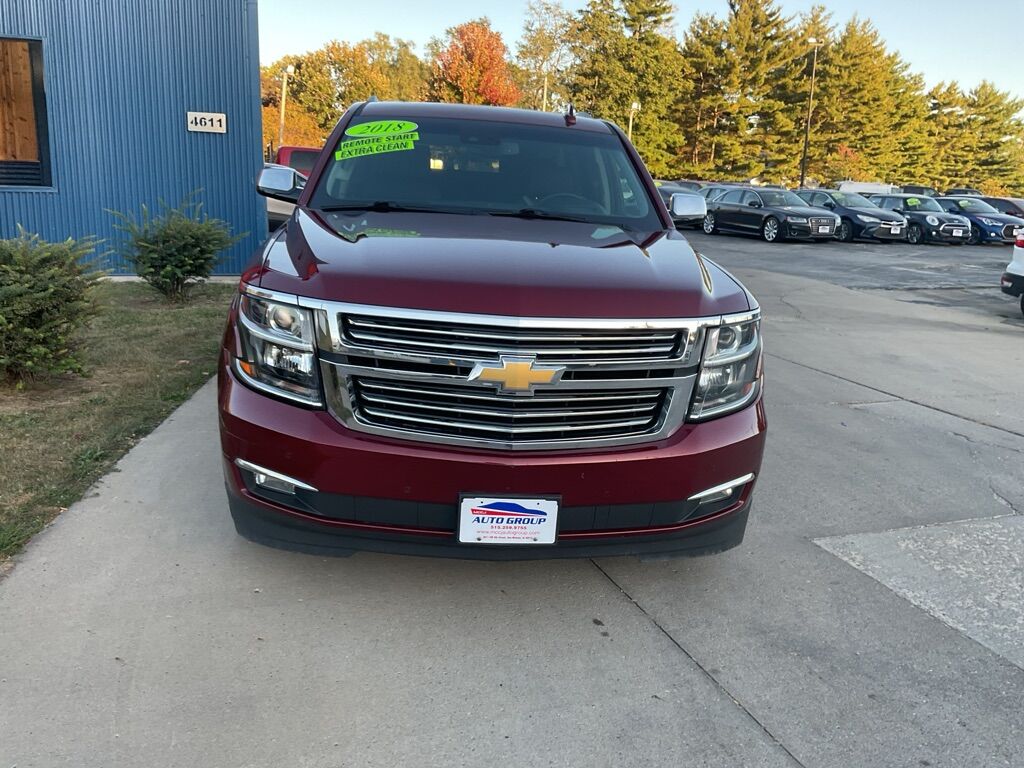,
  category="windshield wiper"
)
[488,208,597,224]
[318,201,473,215]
